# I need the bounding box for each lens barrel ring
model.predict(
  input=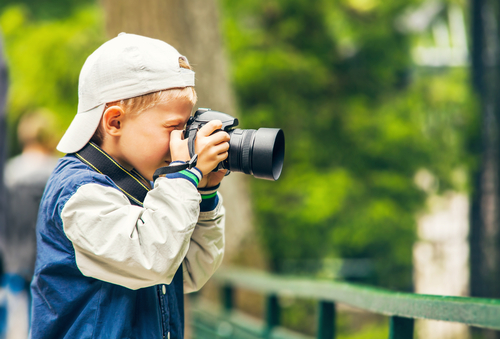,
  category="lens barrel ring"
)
[240,130,256,175]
